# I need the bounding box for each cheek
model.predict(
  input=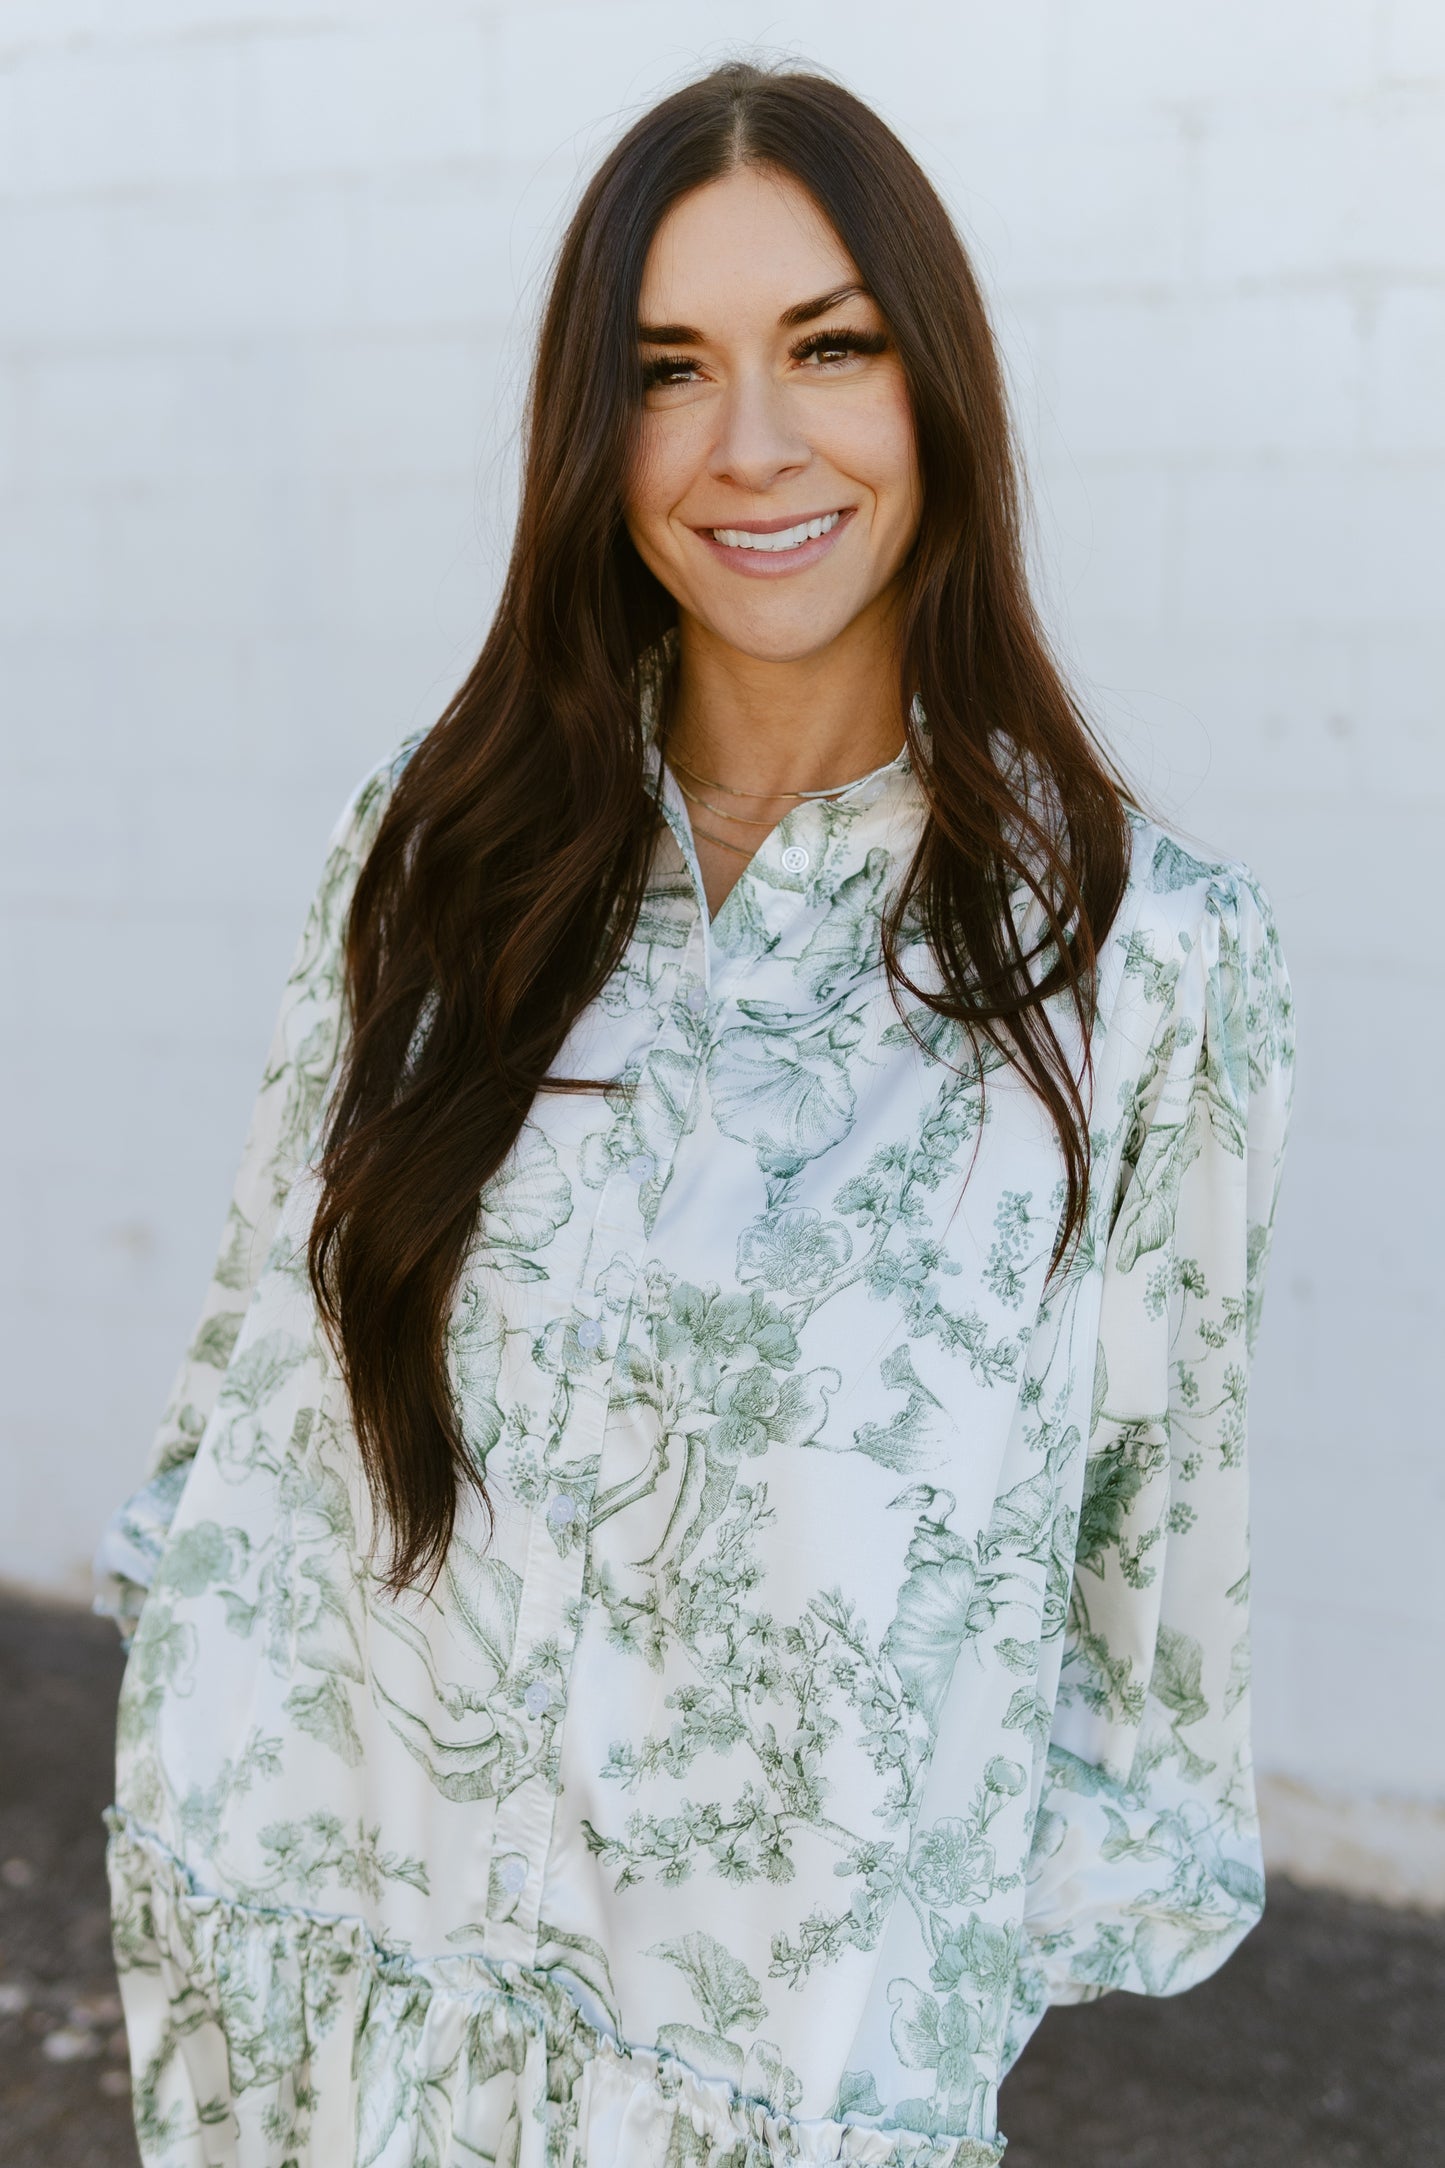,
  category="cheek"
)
[624,415,697,541]
[831,386,920,534]
[622,434,659,536]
